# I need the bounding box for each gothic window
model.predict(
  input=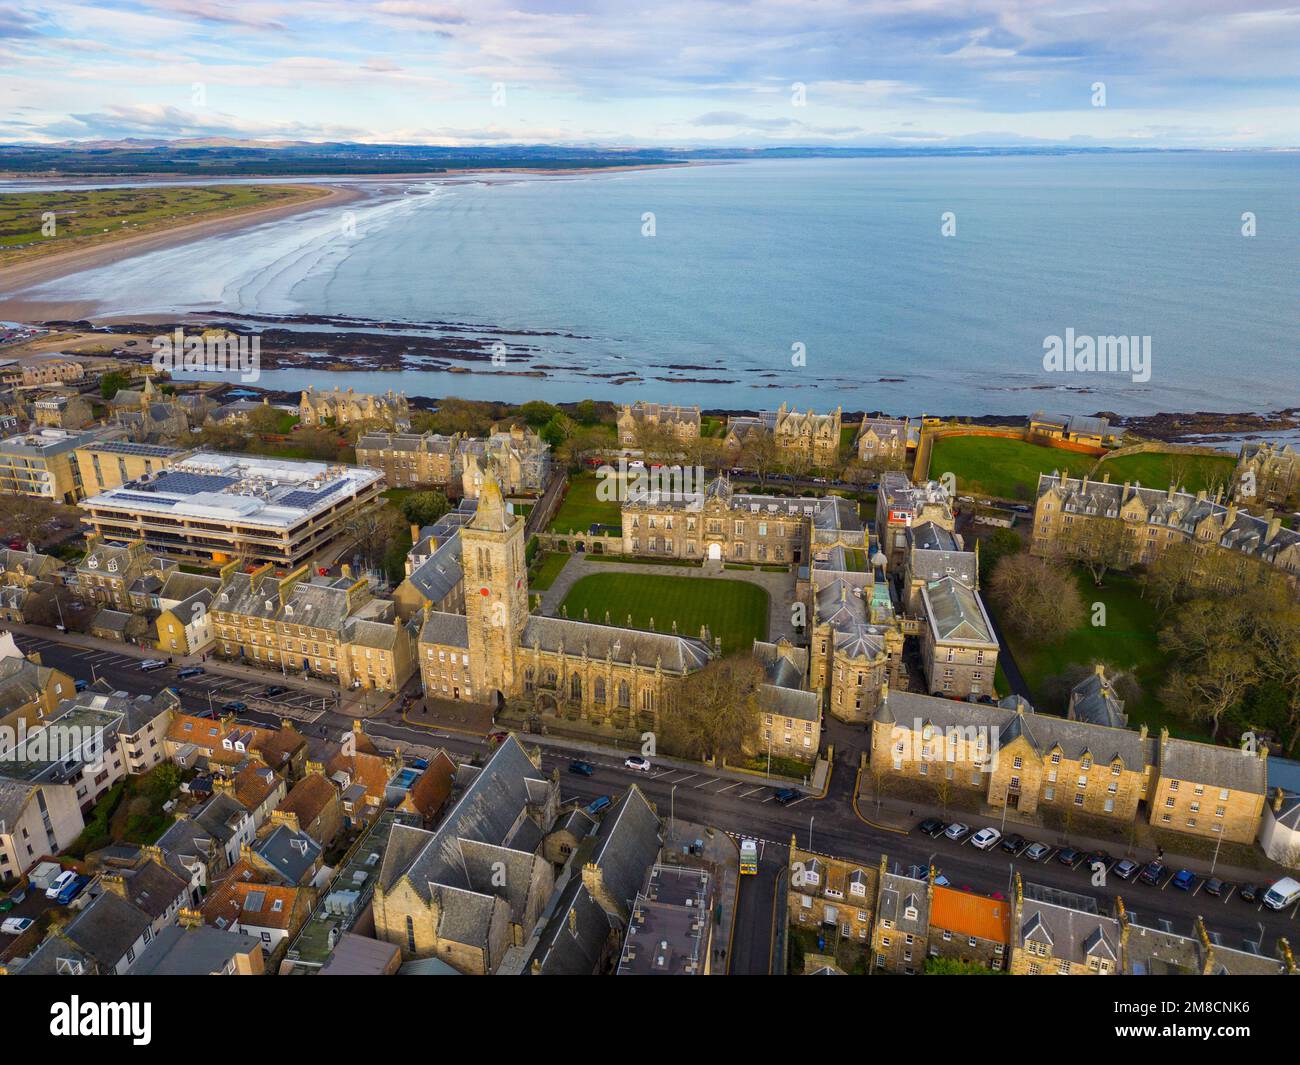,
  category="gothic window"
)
[618,681,631,708]
[544,669,557,690]
[524,668,534,692]
[405,915,416,952]
[570,674,582,700]
[641,689,654,710]
[594,678,606,704]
